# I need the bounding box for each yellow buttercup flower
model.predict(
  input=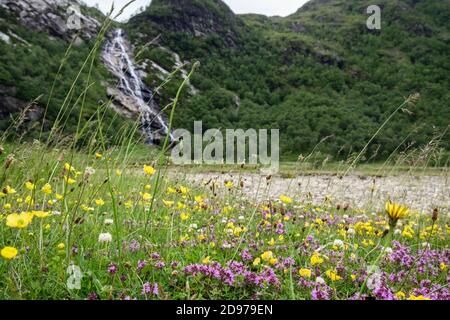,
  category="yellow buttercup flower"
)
[25,195,34,205]
[124,200,133,208]
[202,256,211,264]
[143,165,155,176]
[299,268,312,278]
[1,246,18,260]
[6,212,33,228]
[32,210,50,218]
[253,257,261,266]
[396,291,406,300]
[261,251,274,262]
[402,225,415,239]
[224,181,234,189]
[325,269,341,281]
[179,186,189,194]
[163,200,174,208]
[95,152,103,159]
[116,169,122,176]
[64,176,76,185]
[25,181,35,191]
[41,183,52,195]
[81,205,94,212]
[167,187,177,194]
[385,201,409,225]
[407,295,430,300]
[194,195,204,204]
[5,185,16,194]
[198,234,206,241]
[180,212,190,221]
[64,163,76,173]
[141,193,152,201]
[95,199,105,206]
[310,252,324,266]
[279,195,293,204]
[57,243,65,250]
